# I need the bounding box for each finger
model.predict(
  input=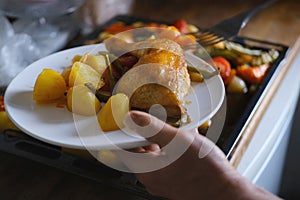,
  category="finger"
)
[143,143,160,153]
[127,146,146,153]
[126,144,160,153]
[124,110,181,147]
